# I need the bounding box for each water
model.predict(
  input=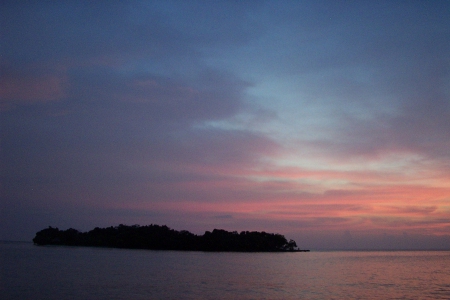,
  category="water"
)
[1,242,450,299]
